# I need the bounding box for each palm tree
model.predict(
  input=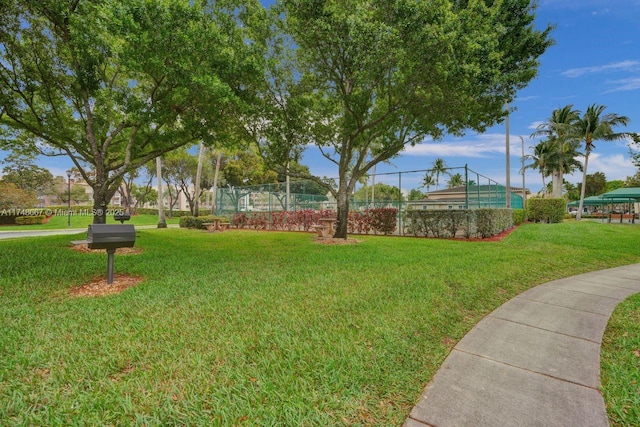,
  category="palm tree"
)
[422,173,436,193]
[575,104,631,220]
[524,140,552,194]
[545,137,583,198]
[530,105,580,197]
[430,158,449,191]
[447,173,464,188]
